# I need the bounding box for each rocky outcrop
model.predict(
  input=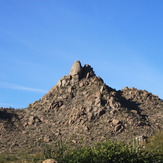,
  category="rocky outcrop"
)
[0,60,162,155]
[70,60,82,76]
